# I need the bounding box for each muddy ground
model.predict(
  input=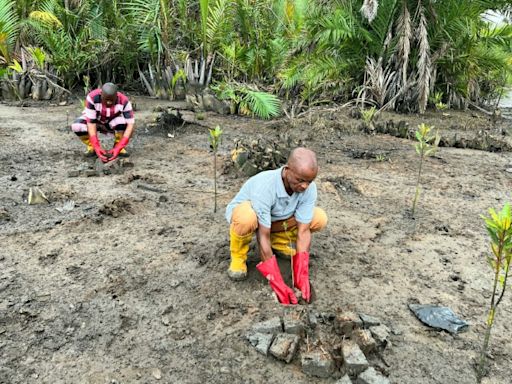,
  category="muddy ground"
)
[1,96,512,384]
